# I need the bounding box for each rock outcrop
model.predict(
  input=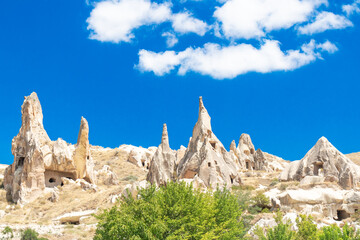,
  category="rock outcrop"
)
[147,124,177,186]
[119,145,157,170]
[230,133,287,172]
[280,137,360,189]
[4,93,95,203]
[176,97,241,189]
